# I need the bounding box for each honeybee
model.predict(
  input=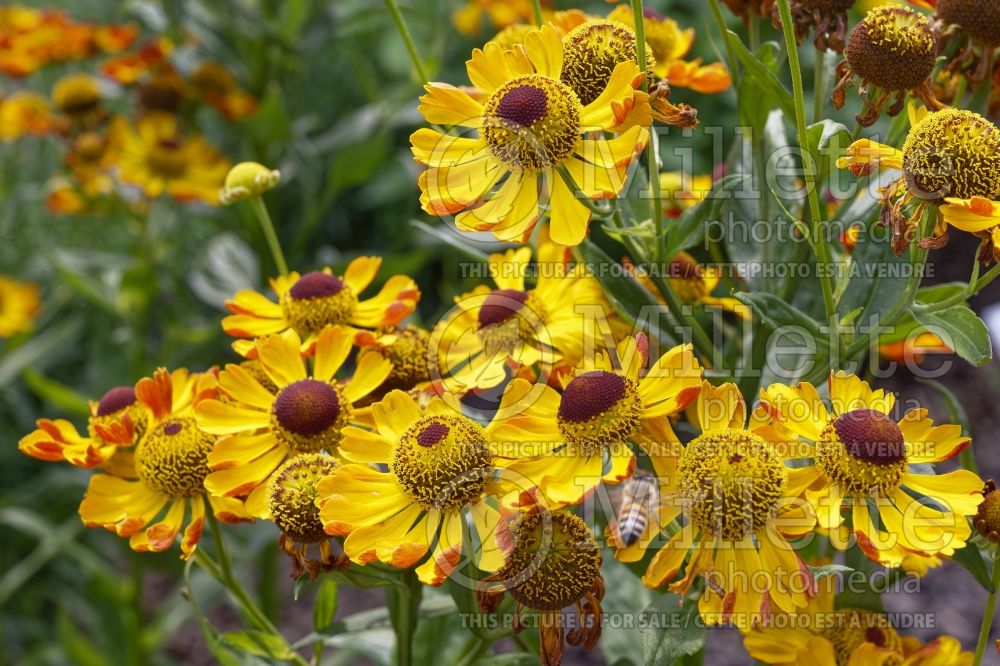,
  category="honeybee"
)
[611,469,660,547]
